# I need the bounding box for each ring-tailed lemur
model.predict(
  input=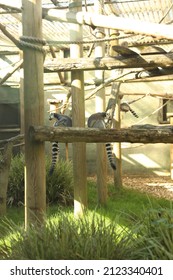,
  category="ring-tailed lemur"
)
[120,102,139,118]
[49,113,72,175]
[87,112,116,170]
